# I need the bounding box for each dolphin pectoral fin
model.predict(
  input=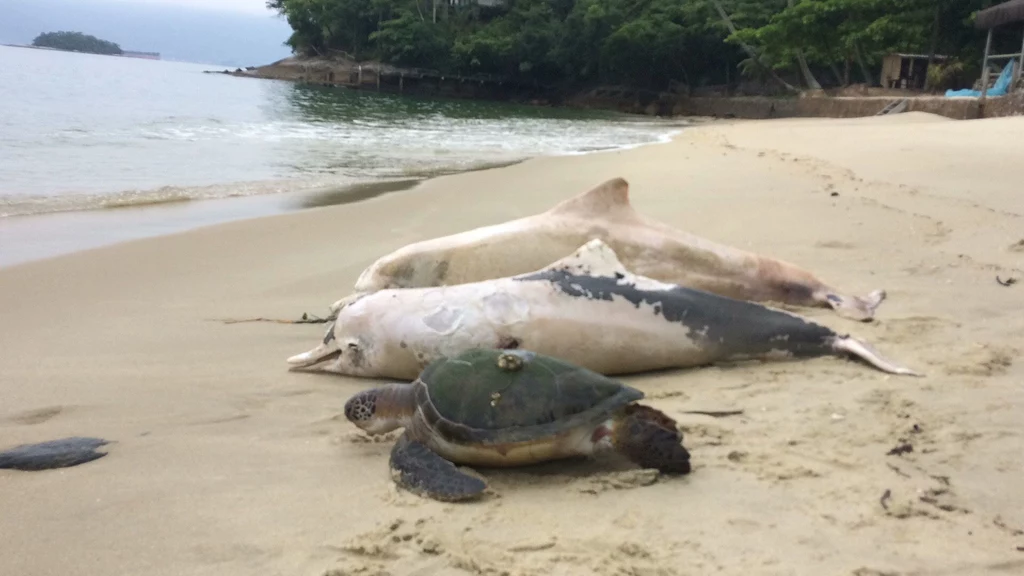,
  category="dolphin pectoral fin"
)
[830,335,923,376]
[286,322,341,370]
[823,289,887,322]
